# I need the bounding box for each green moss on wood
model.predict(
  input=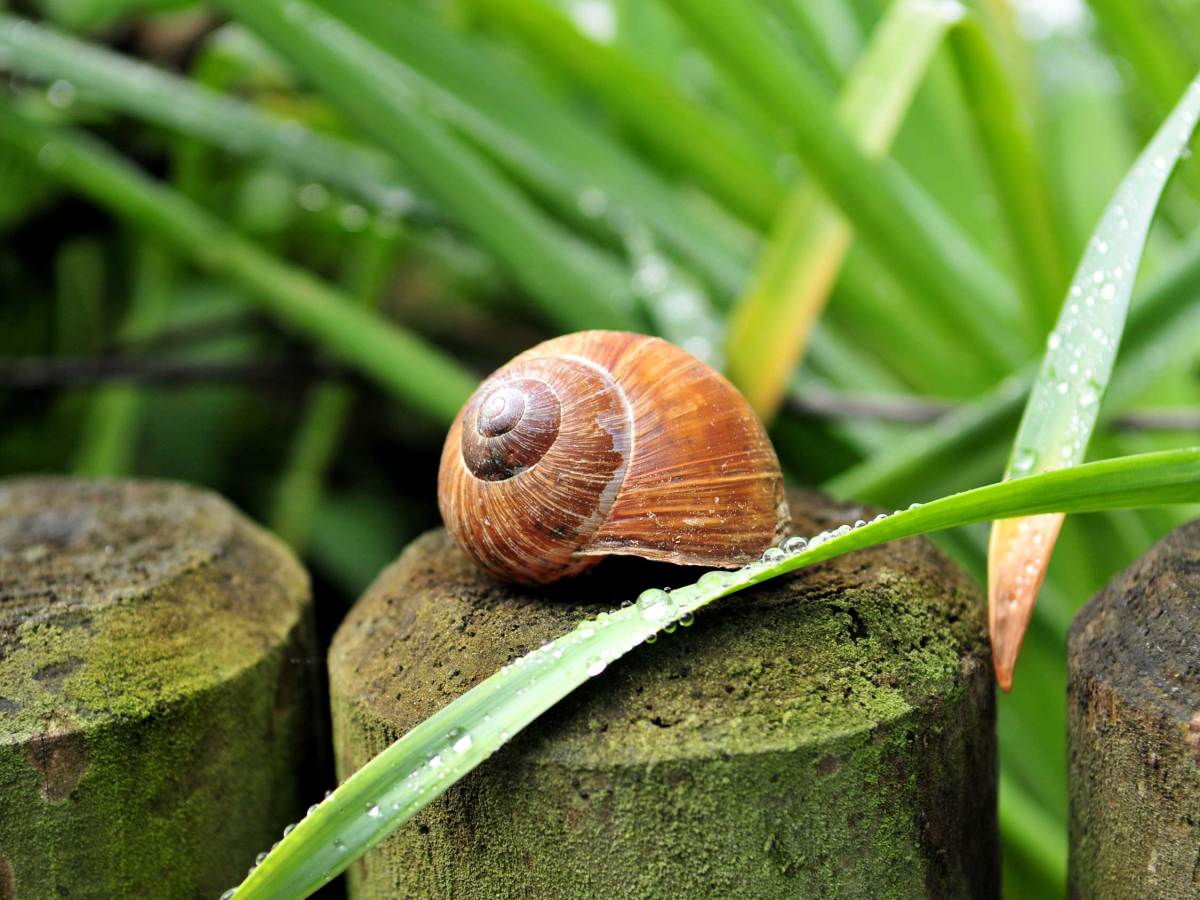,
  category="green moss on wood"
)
[1068,519,1200,898]
[330,490,997,899]
[0,477,320,899]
